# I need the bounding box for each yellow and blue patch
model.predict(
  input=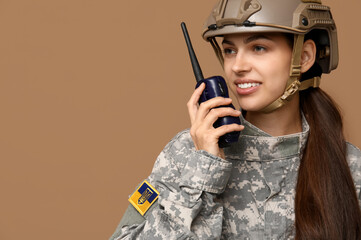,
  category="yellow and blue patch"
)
[129,180,159,216]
